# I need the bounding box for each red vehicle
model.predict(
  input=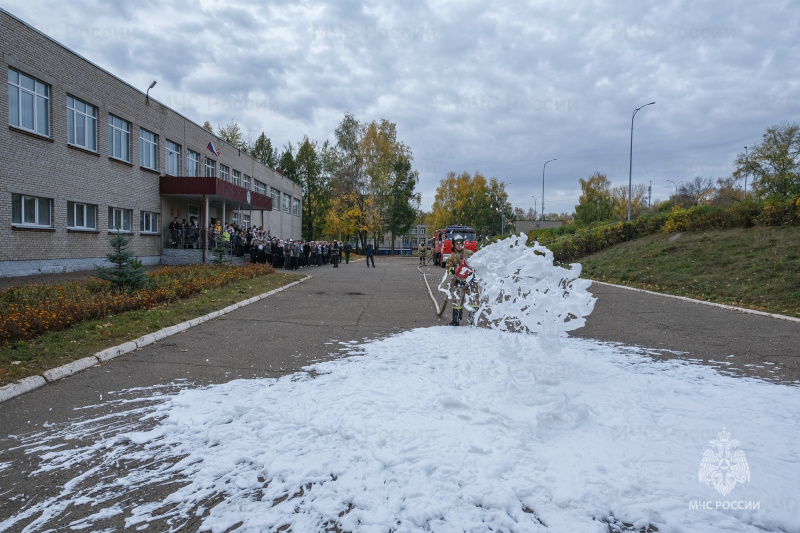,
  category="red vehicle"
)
[433,225,478,267]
